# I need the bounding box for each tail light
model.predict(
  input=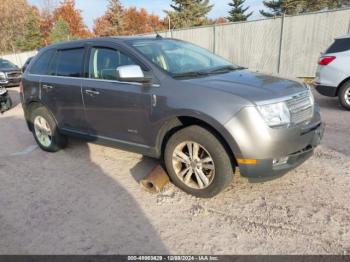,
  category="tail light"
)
[318,56,336,66]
